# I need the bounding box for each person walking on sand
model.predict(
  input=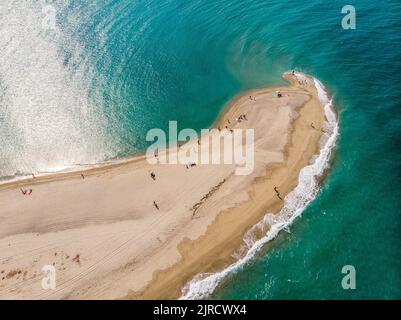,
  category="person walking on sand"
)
[150,172,156,180]
[153,201,159,210]
[81,173,85,179]
[274,187,283,200]
[20,188,27,195]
